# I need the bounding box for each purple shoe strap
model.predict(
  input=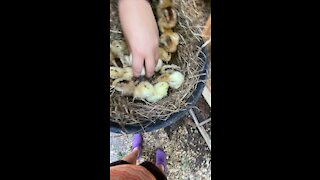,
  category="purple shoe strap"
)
[155,148,167,173]
[132,134,143,160]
